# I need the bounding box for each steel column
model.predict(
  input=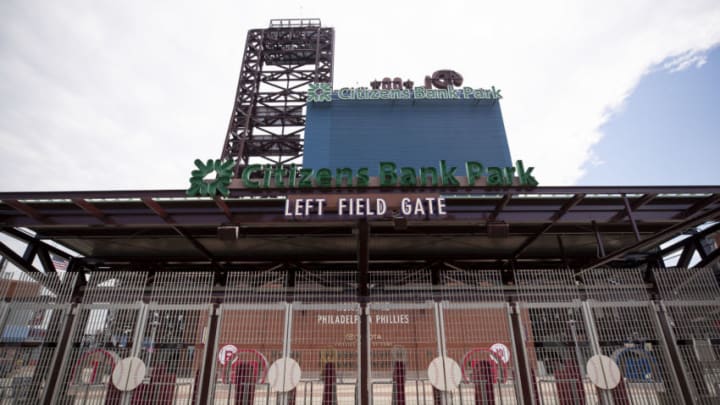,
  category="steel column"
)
[510,304,535,405]
[199,304,220,405]
[610,193,656,222]
[592,220,606,258]
[356,219,370,405]
[41,263,84,405]
[557,234,569,268]
[654,303,694,405]
[622,194,642,241]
